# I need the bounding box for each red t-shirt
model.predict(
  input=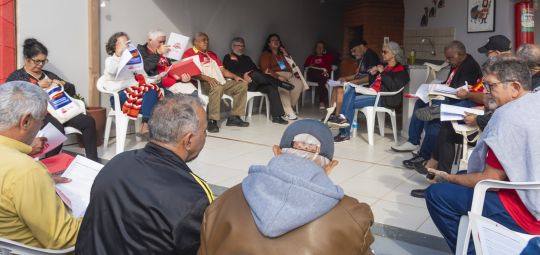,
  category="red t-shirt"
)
[304,54,333,72]
[486,147,540,234]
[181,47,222,67]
